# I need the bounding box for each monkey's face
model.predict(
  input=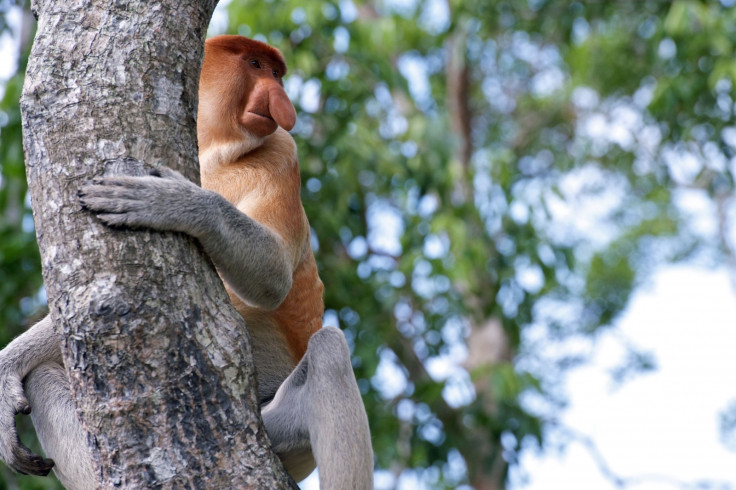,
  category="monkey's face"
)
[199,36,297,146]
[238,55,296,138]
